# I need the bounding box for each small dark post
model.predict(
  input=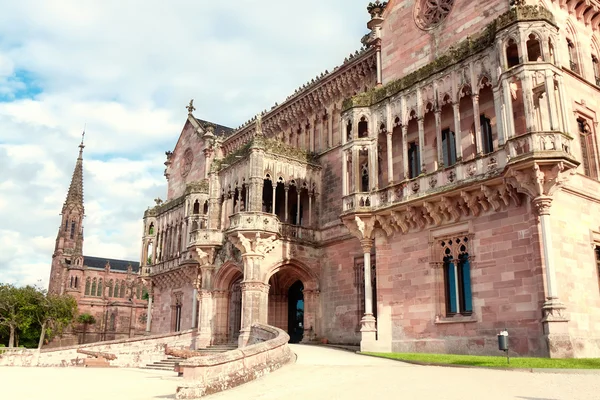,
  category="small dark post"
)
[497,329,509,364]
